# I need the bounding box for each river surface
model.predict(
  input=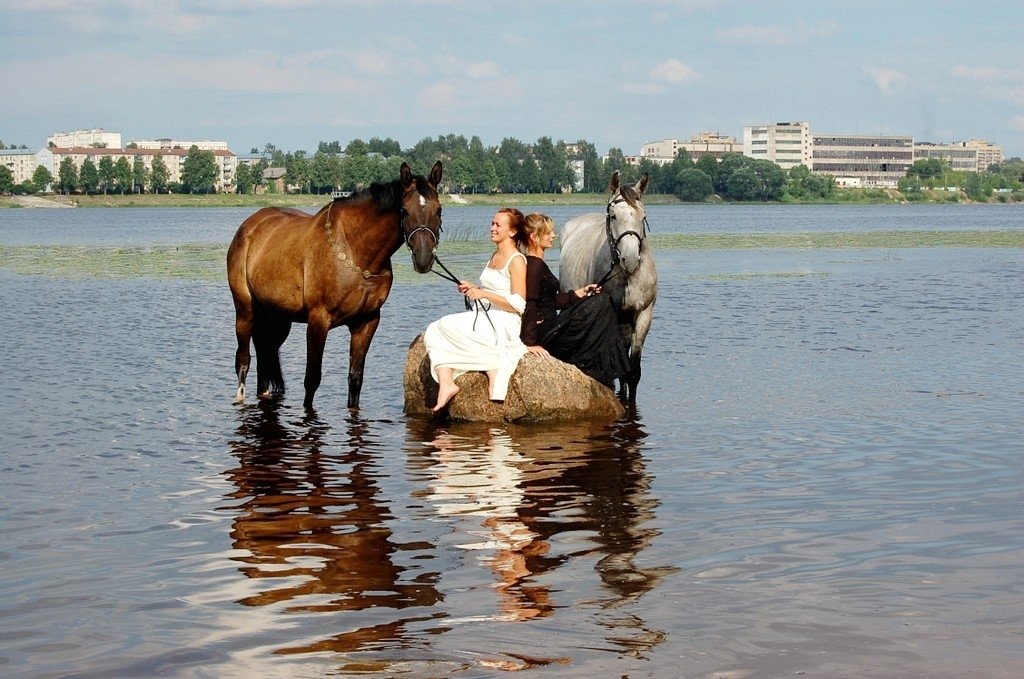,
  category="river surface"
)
[1,204,1023,678]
